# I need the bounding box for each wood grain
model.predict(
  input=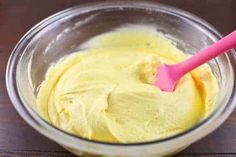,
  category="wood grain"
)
[0,0,235,156]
